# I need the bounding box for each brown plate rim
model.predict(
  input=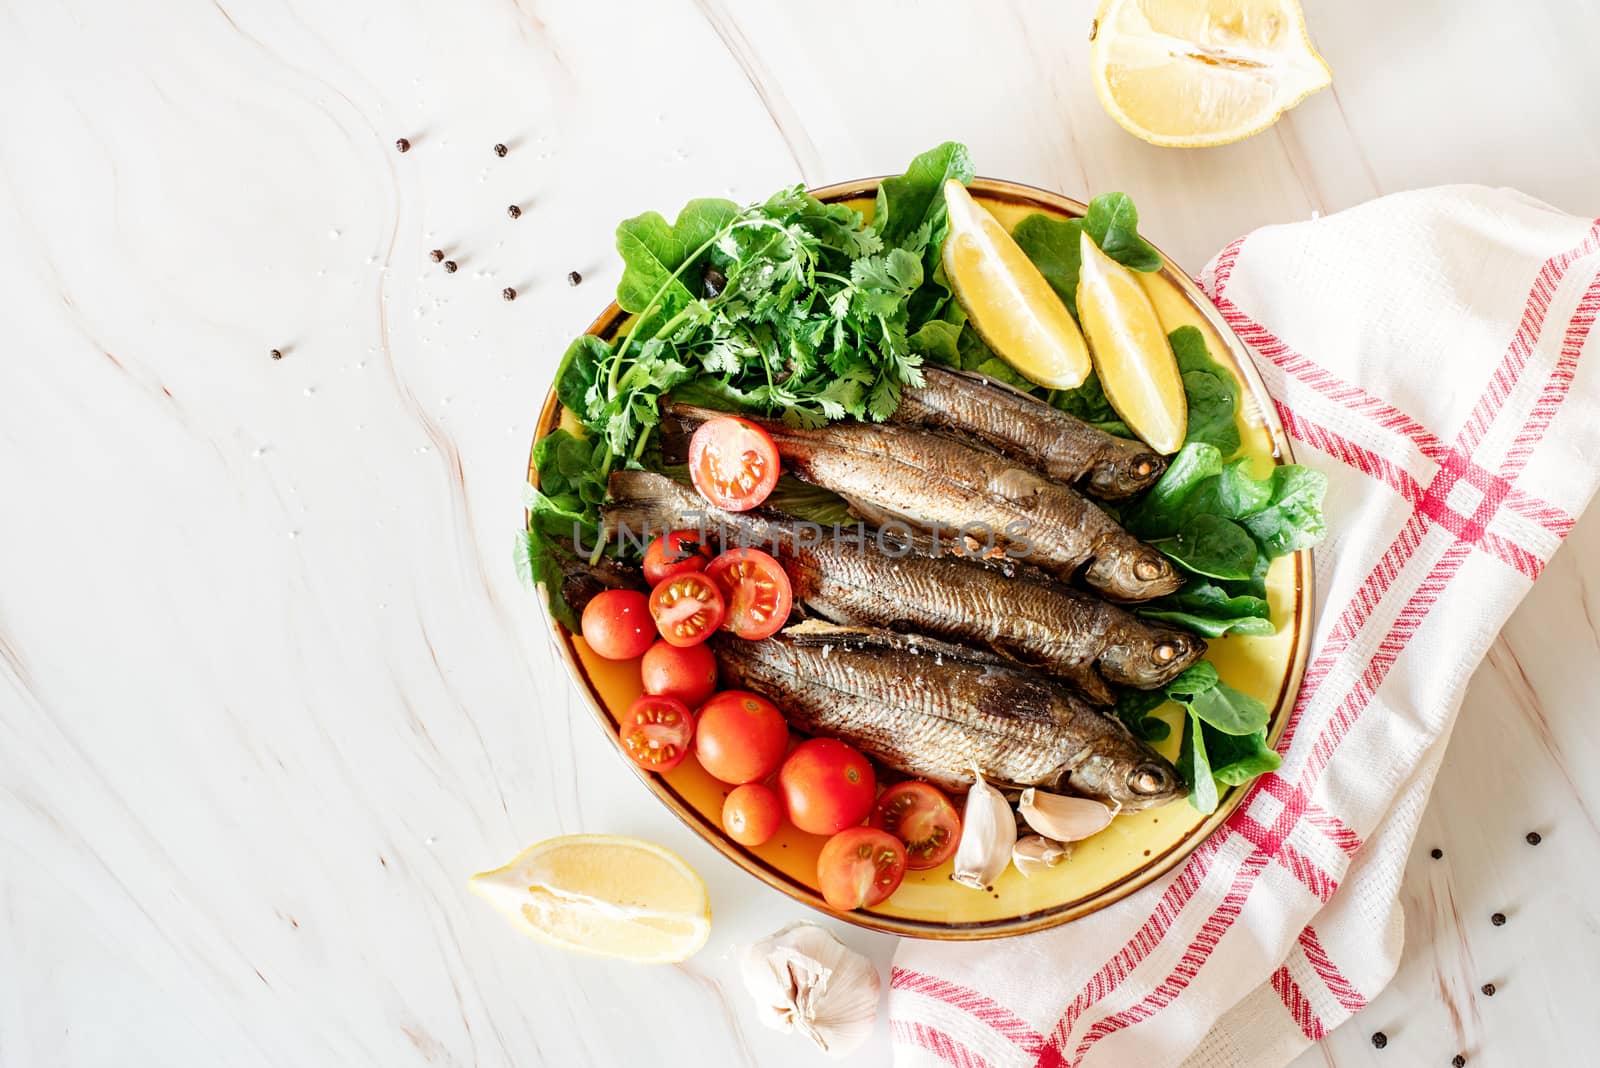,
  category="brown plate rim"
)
[525,175,1313,940]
